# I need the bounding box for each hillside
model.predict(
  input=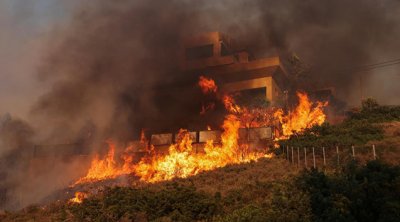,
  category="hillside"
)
[2,101,400,221]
